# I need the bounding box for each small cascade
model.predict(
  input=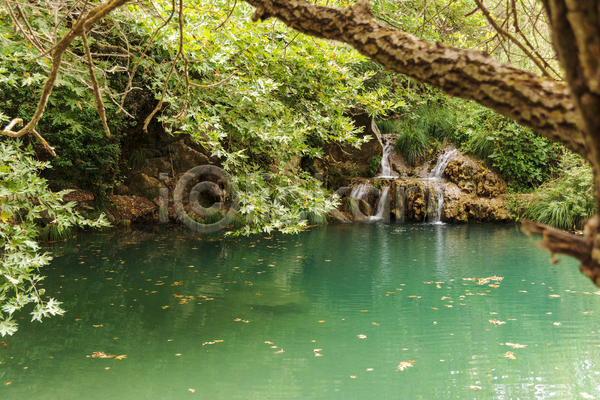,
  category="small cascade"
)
[370,187,390,221]
[434,185,444,223]
[429,148,458,179]
[376,139,398,179]
[350,182,370,200]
